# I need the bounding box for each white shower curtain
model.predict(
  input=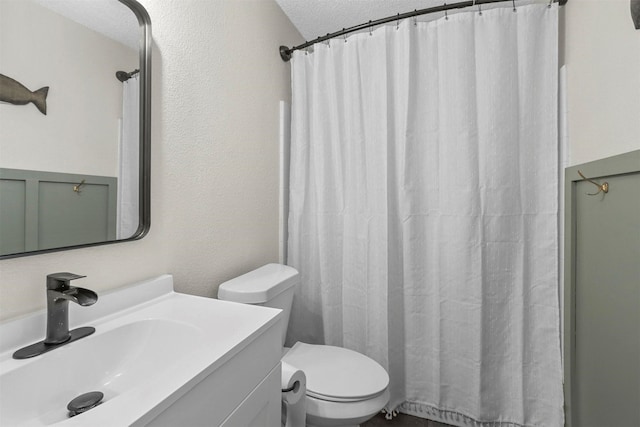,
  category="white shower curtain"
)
[117,76,140,239]
[287,4,563,427]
